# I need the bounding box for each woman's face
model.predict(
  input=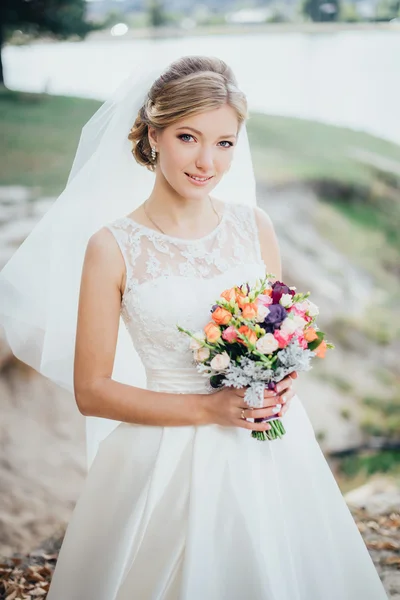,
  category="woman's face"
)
[148,103,239,198]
